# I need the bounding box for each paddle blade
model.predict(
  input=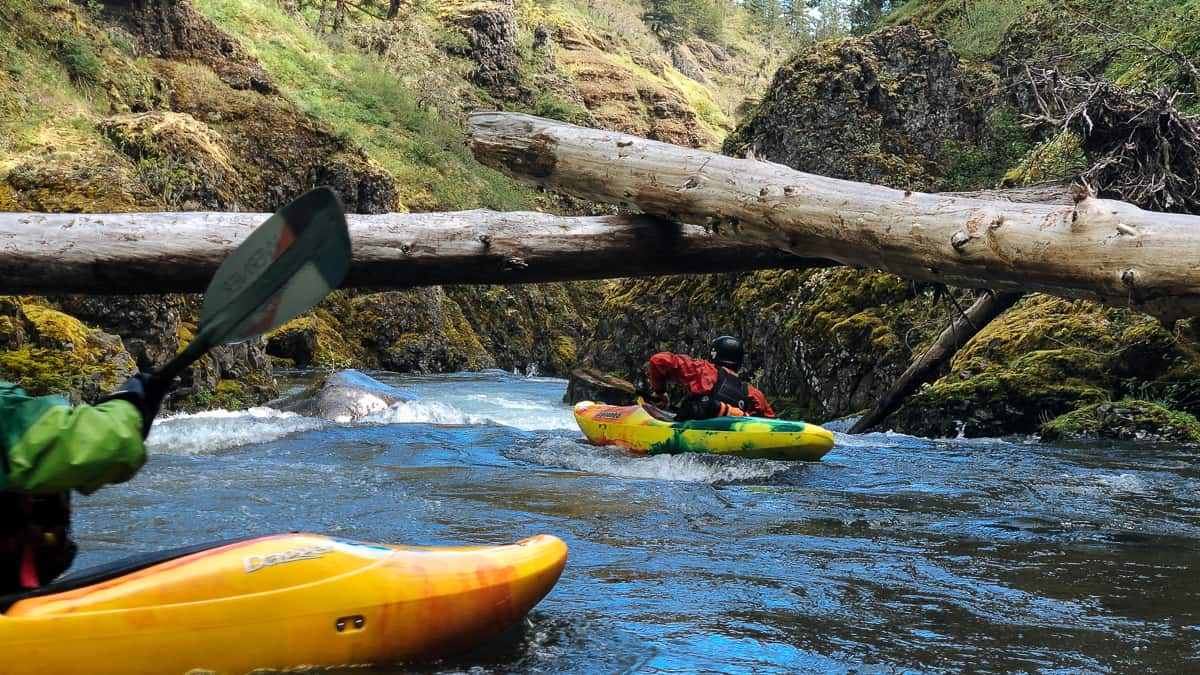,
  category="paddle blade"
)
[200,187,351,344]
